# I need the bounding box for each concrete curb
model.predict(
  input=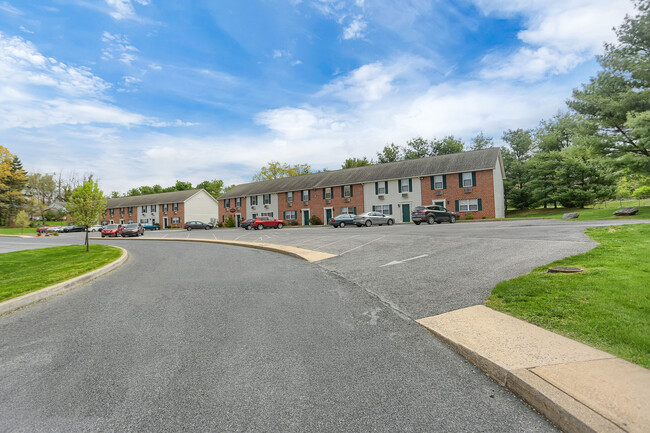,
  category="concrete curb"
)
[417,306,648,433]
[97,237,336,262]
[0,247,129,316]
